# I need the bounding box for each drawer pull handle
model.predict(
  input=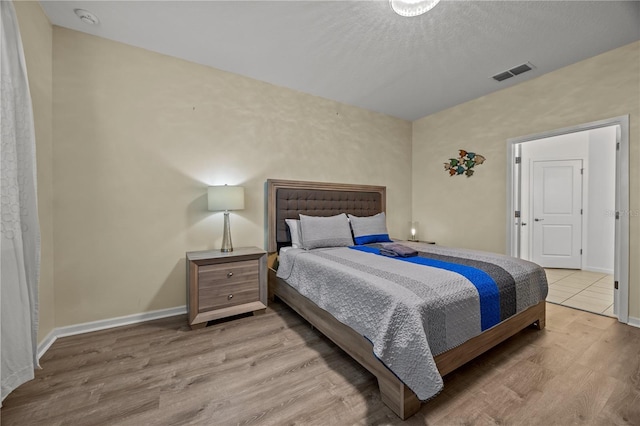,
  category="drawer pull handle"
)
[228,294,233,300]
[227,272,233,278]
